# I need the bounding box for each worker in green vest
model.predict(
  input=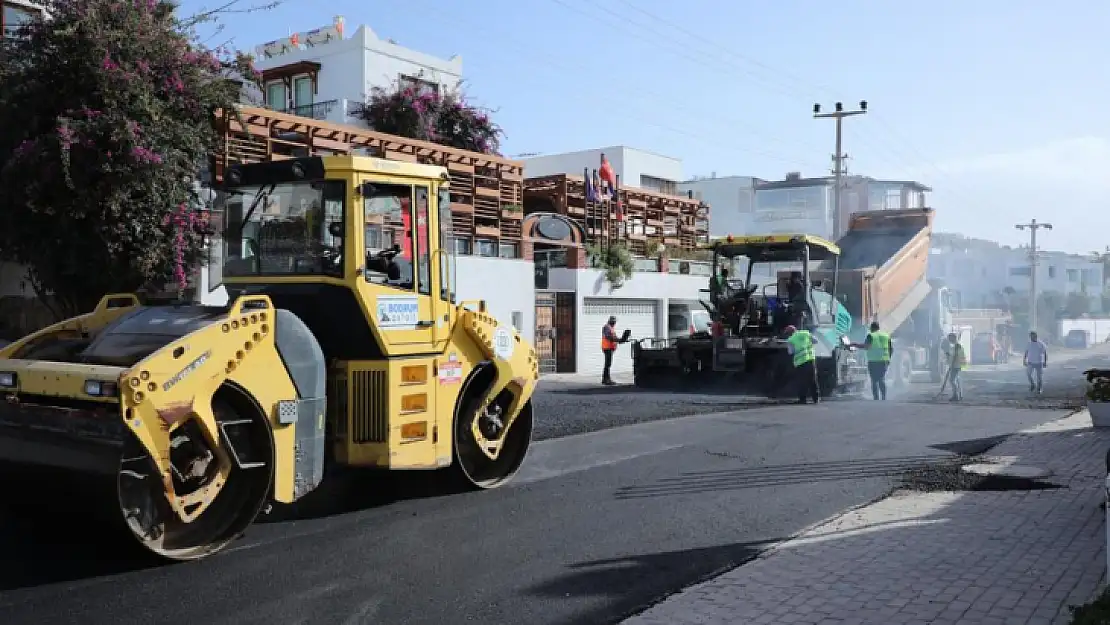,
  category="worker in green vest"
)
[784,324,820,404]
[859,321,894,400]
[942,332,968,402]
